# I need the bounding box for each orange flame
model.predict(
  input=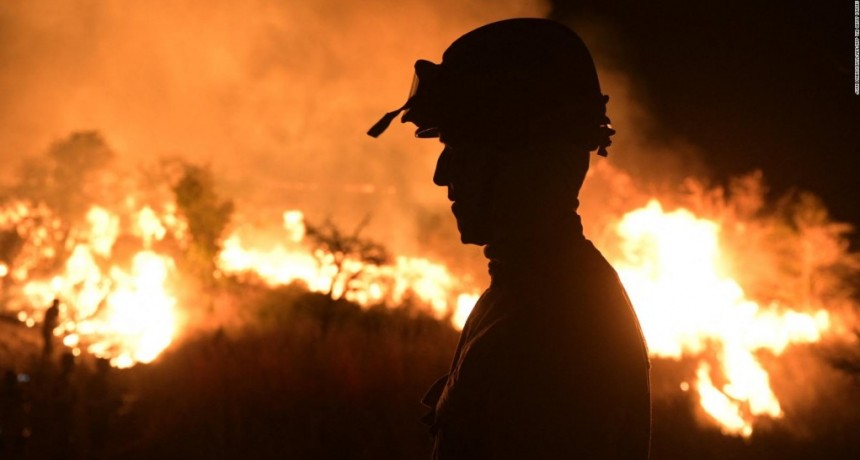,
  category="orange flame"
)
[7,204,180,368]
[218,210,480,324]
[612,200,831,436]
